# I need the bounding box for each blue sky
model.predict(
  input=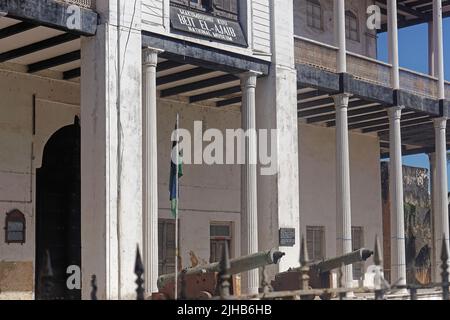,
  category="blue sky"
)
[377,18,450,183]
